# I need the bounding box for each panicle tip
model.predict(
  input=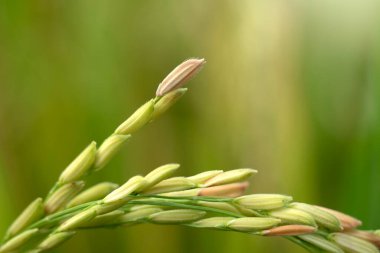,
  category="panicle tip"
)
[156,58,206,97]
